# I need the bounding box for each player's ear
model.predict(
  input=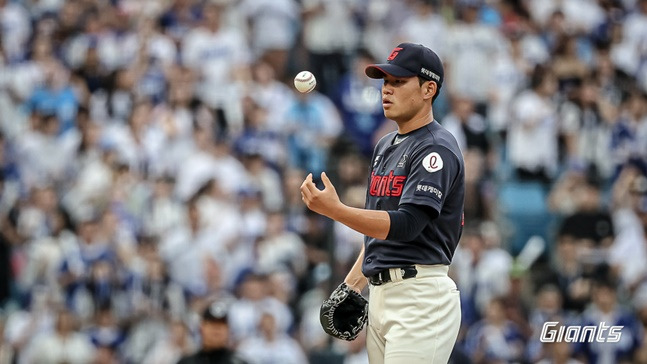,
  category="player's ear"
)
[423,80,436,101]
